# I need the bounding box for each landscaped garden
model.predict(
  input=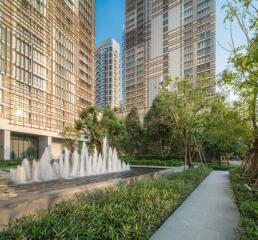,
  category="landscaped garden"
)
[230,167,258,240]
[0,1,257,239]
[122,156,183,167]
[0,167,211,239]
